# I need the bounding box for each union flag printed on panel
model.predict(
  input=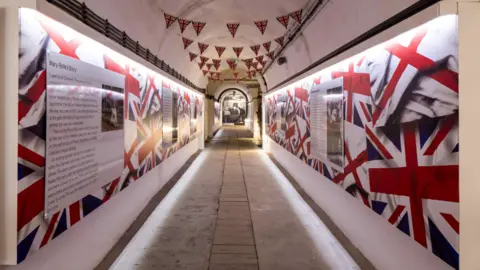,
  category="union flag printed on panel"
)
[265,15,459,269]
[17,9,203,263]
